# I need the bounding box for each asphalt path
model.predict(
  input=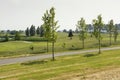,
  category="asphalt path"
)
[0,47,120,66]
